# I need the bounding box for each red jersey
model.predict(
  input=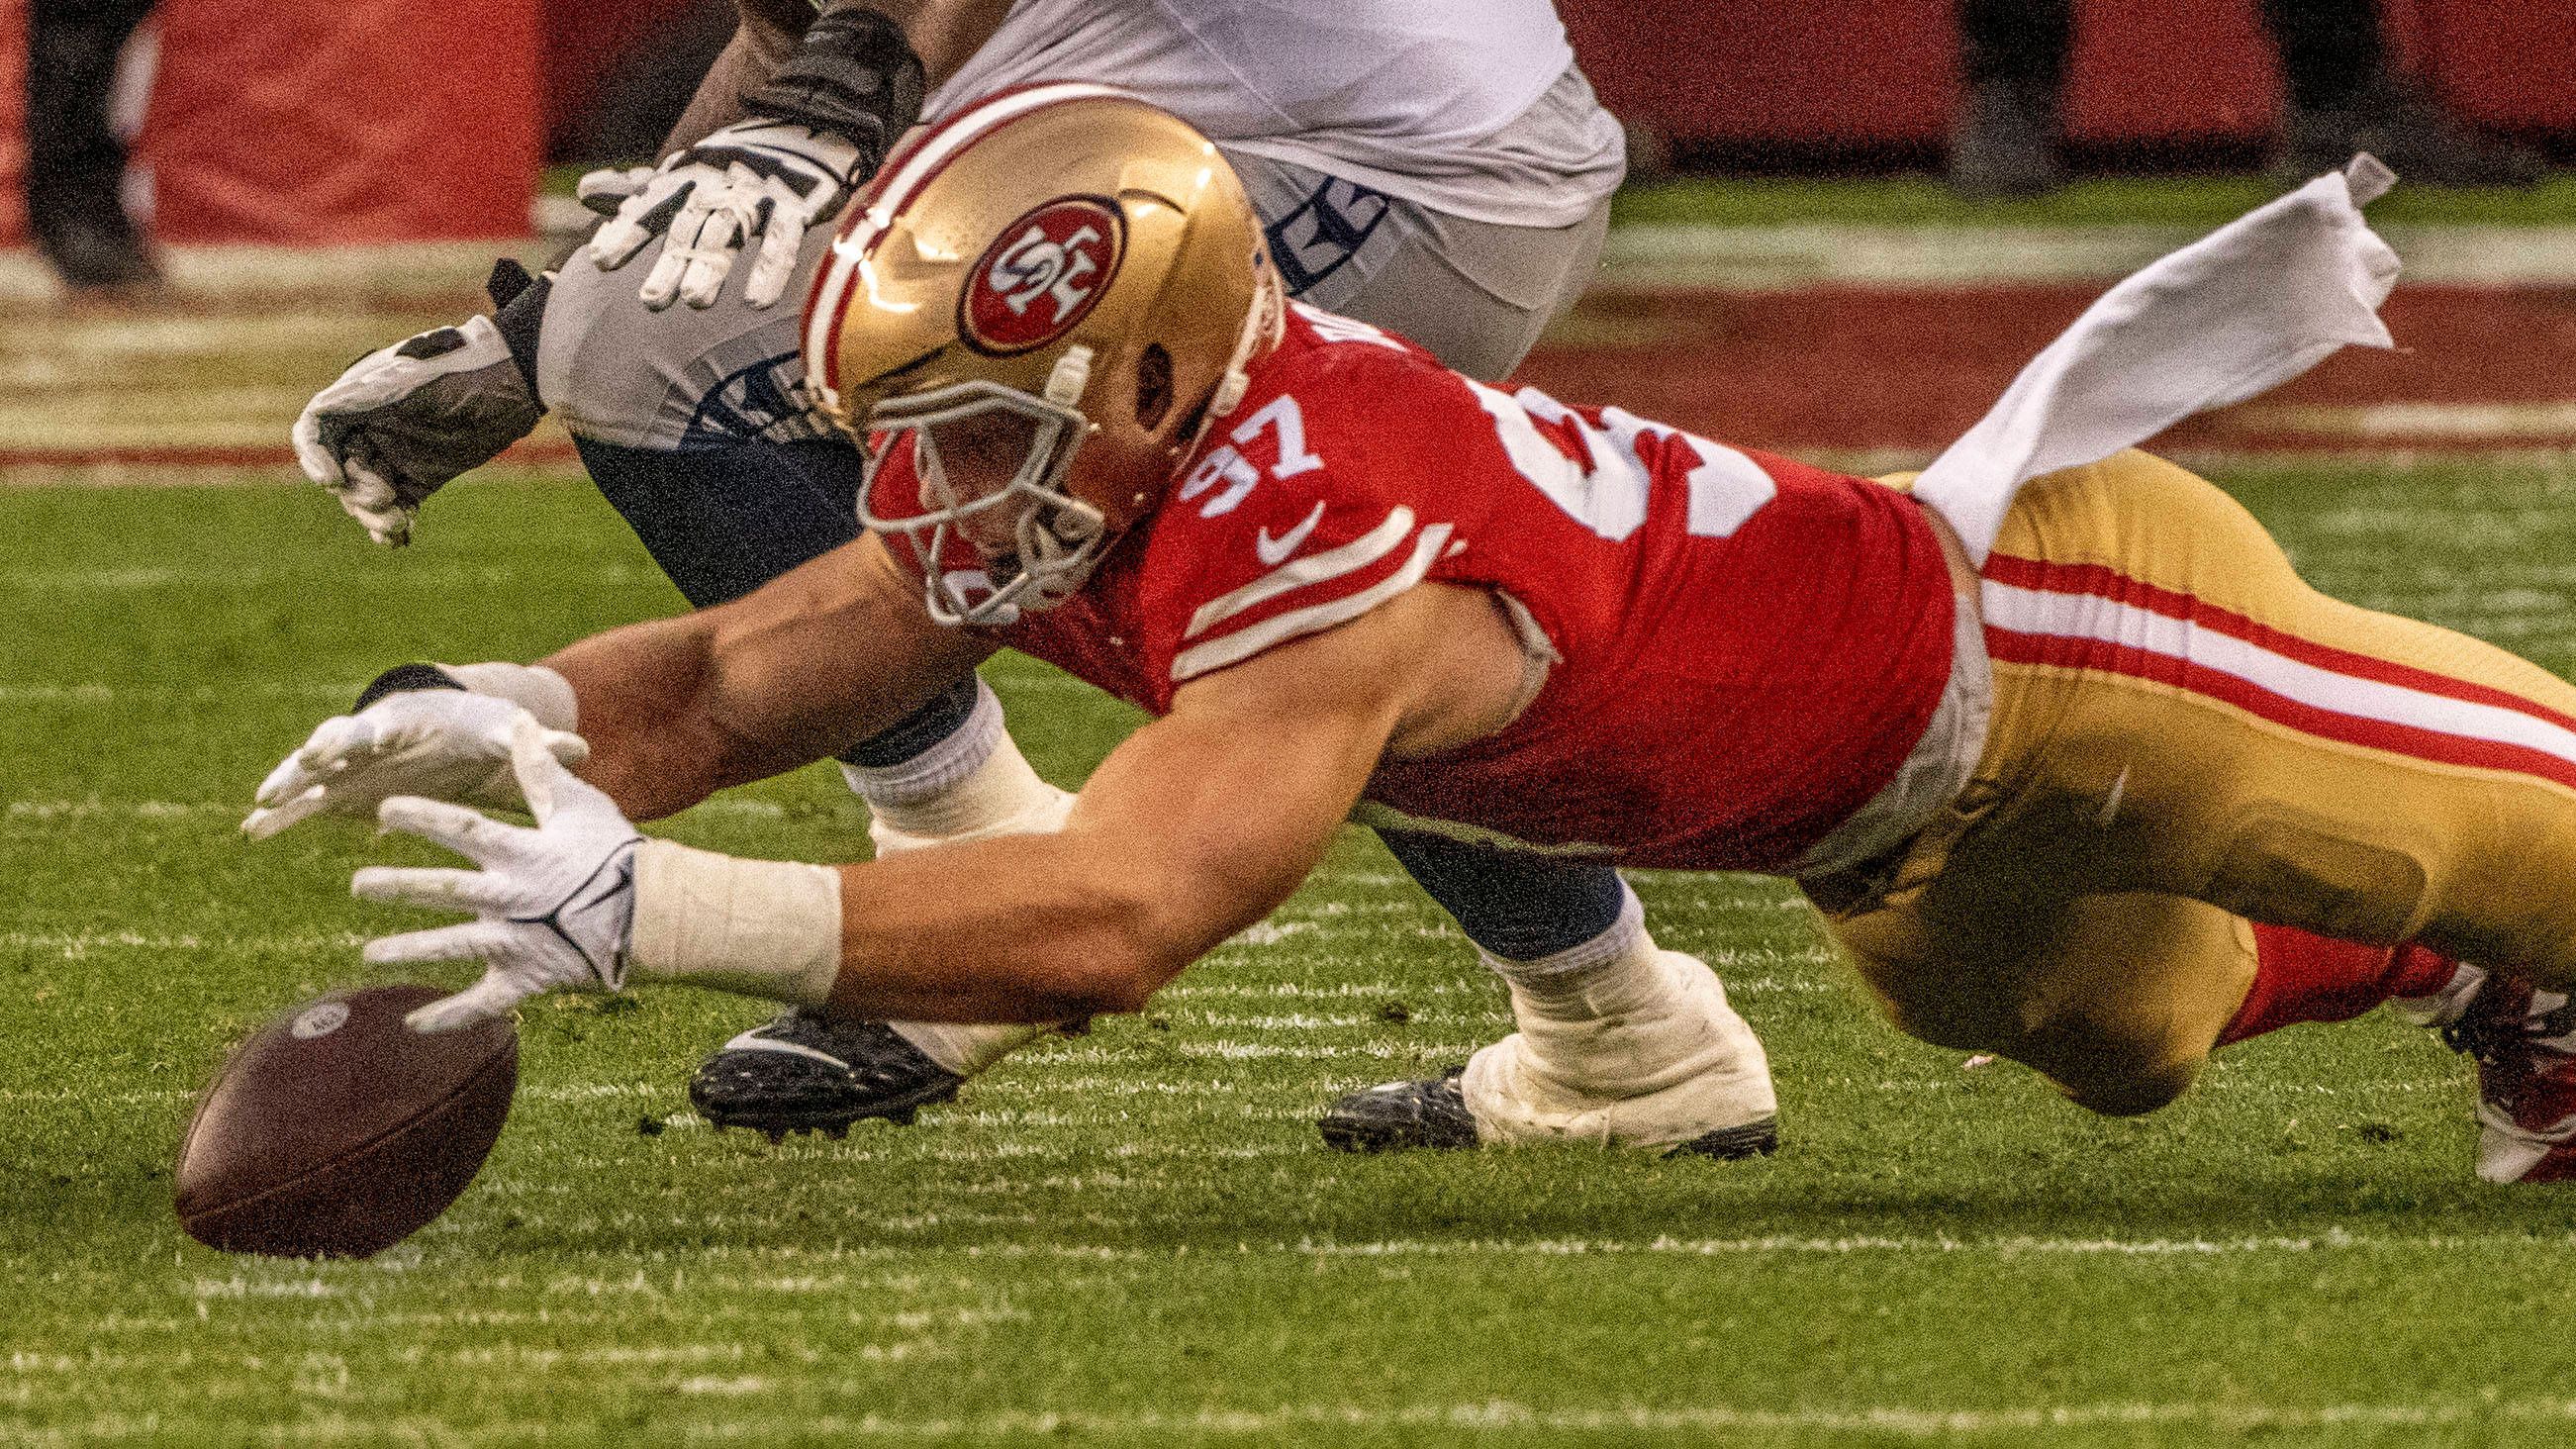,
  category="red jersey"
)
[869,304,1956,872]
